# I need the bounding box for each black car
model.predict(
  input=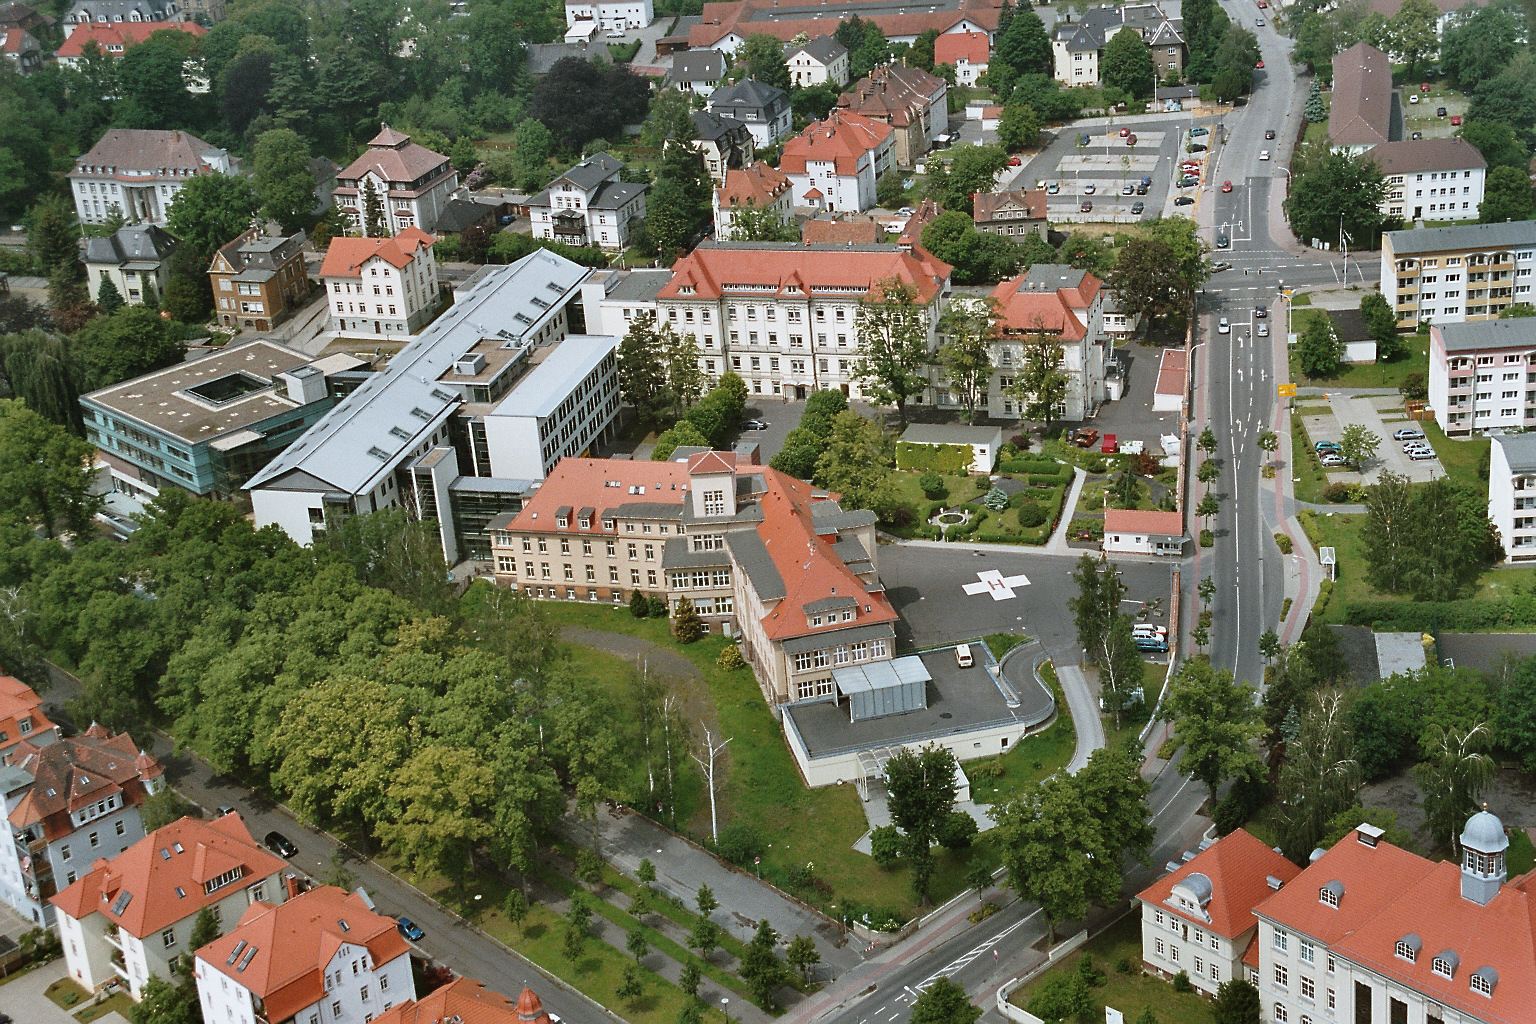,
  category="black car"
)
[1254,306,1269,318]
[1135,183,1149,195]
[1216,233,1230,249]
[1189,143,1208,152]
[264,831,298,858]
[1437,106,1447,117]
[1131,201,1145,215]
[1174,195,1195,206]
[1264,129,1276,140]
